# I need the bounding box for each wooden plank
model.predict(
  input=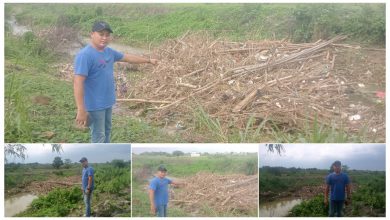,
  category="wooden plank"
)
[117,98,172,104]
